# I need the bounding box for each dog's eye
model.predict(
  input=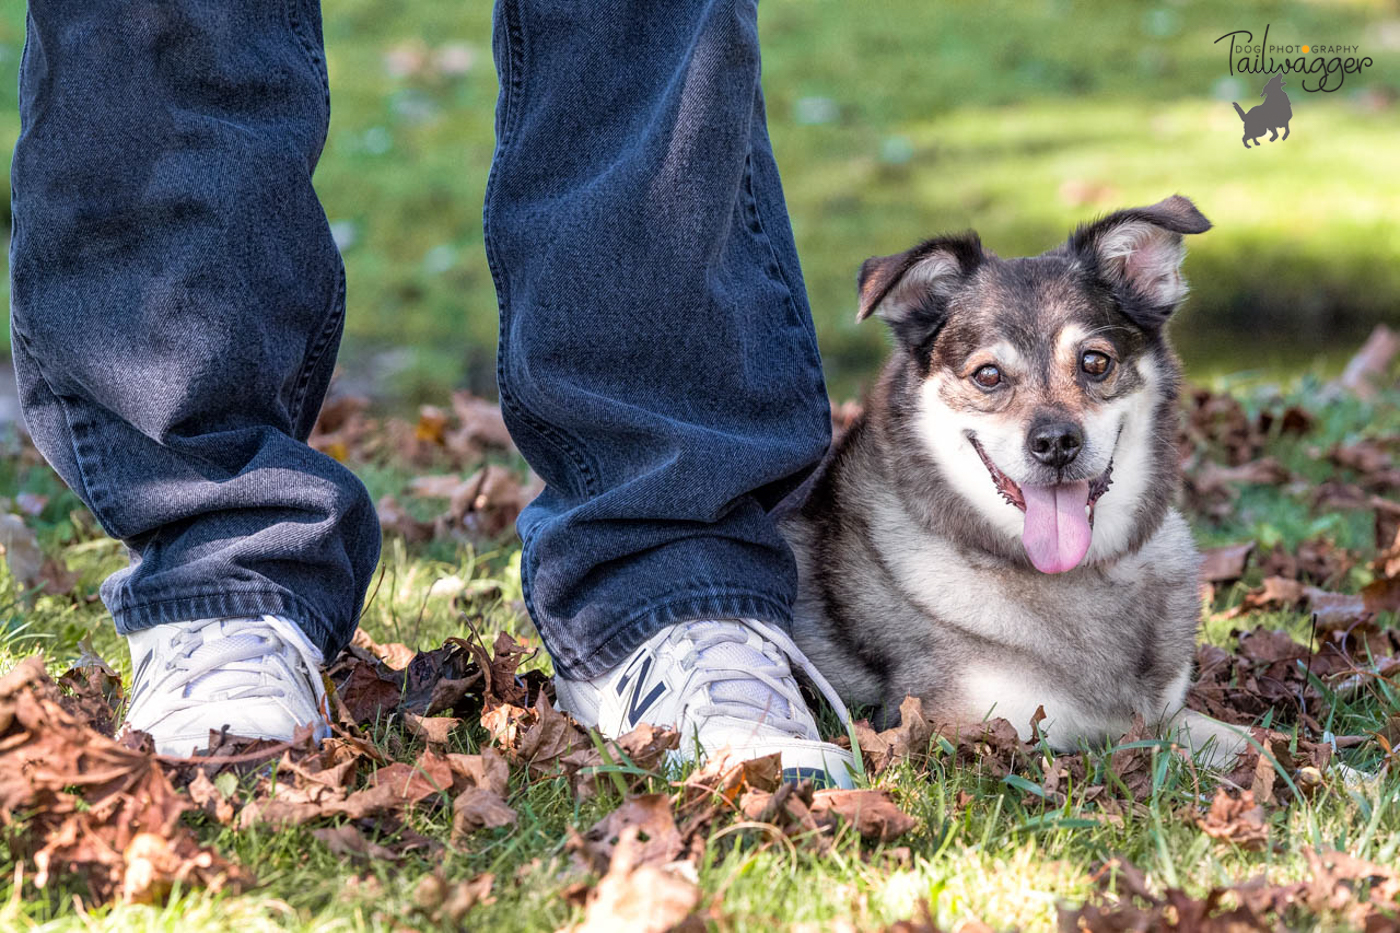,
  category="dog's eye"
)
[1081,351,1113,379]
[972,364,1002,389]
